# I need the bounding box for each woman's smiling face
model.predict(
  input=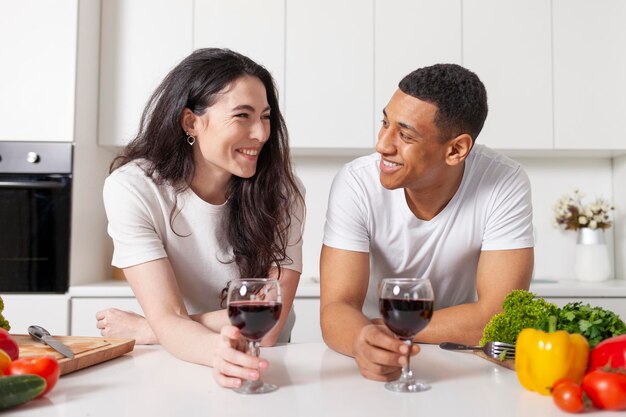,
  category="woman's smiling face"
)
[189,75,271,180]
